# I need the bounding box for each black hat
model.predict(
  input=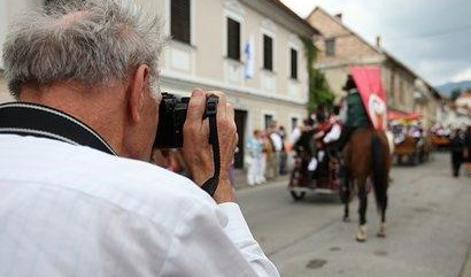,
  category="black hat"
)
[343,74,357,91]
